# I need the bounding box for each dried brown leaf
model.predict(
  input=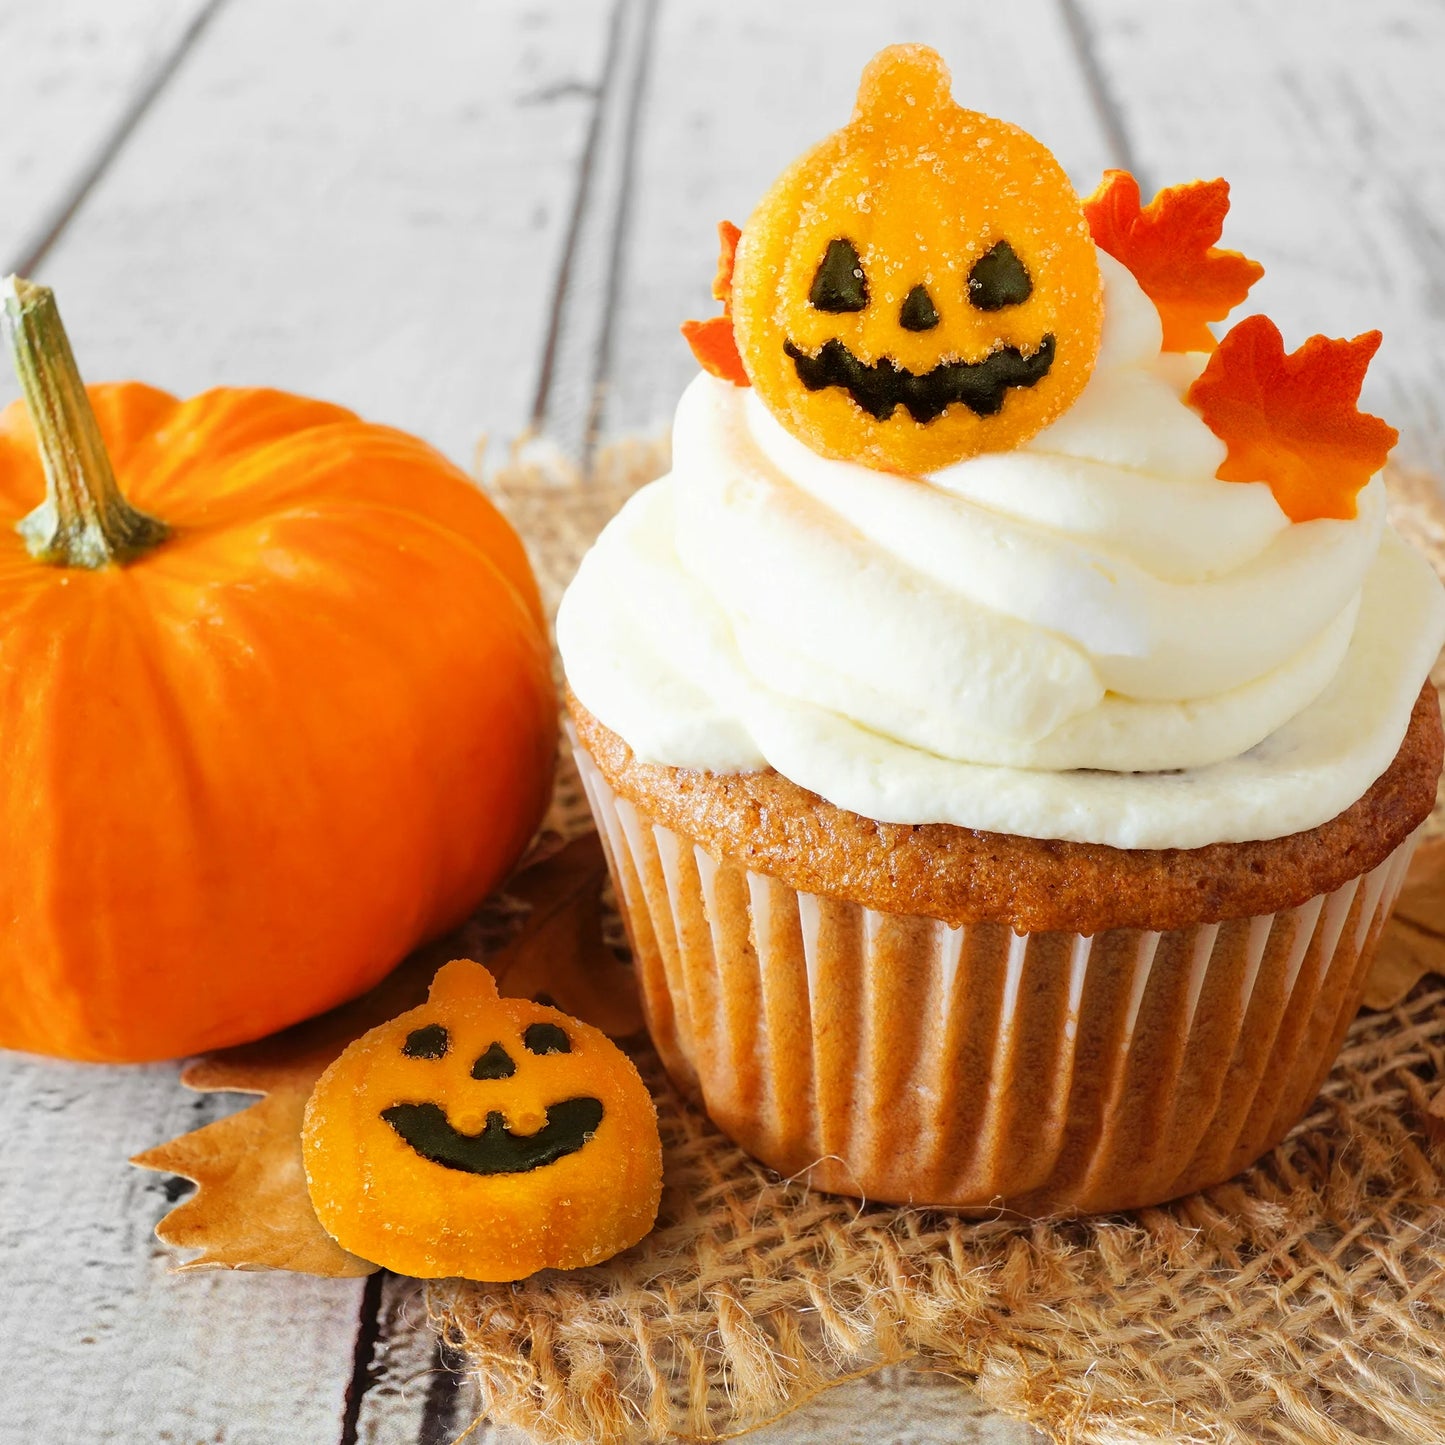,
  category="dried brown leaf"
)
[132,1090,374,1275]
[132,831,640,1275]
